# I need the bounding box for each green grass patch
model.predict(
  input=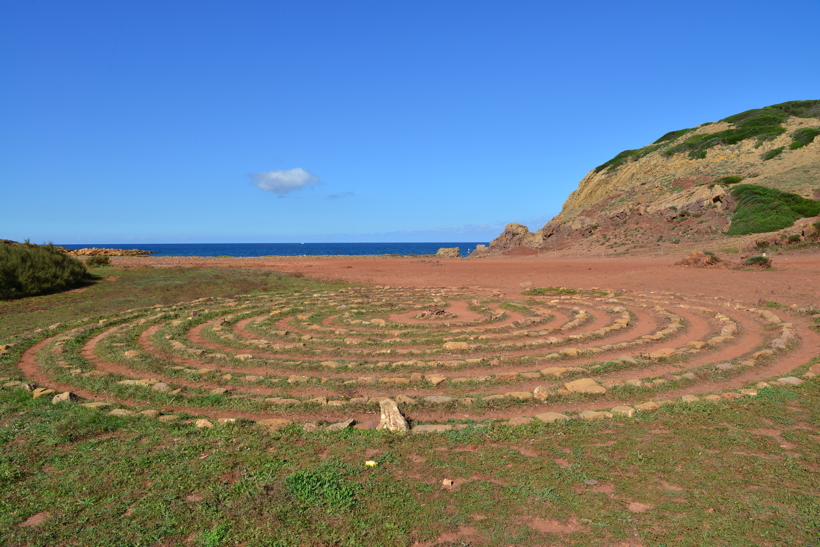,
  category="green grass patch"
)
[726,184,820,236]
[762,146,785,160]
